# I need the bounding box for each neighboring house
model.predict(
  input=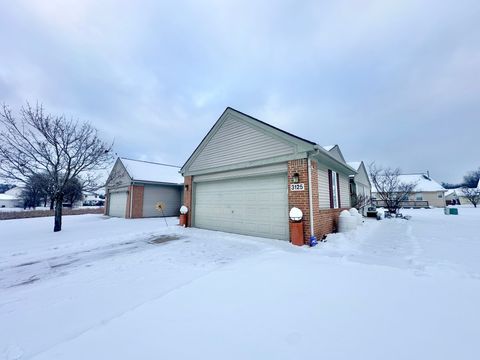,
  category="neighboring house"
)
[372,173,446,208]
[0,193,22,208]
[180,107,356,244]
[445,180,480,205]
[0,186,24,208]
[105,158,183,218]
[4,186,24,198]
[347,161,372,210]
[82,190,105,206]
